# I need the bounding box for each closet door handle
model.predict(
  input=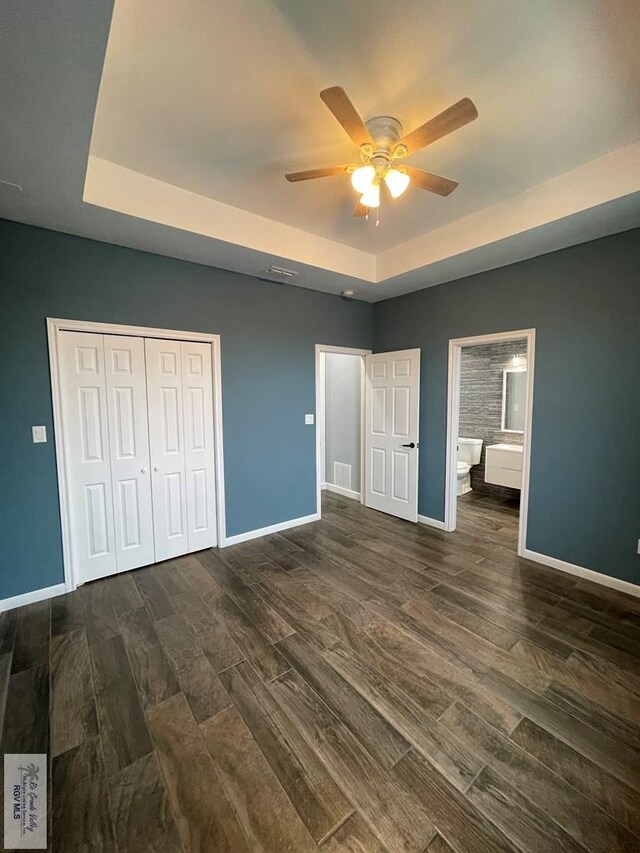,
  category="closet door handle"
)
[153,466,160,472]
[401,442,416,449]
[140,467,147,474]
